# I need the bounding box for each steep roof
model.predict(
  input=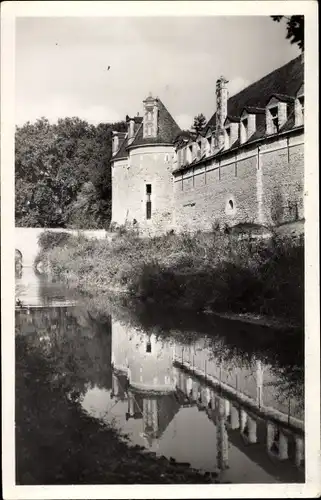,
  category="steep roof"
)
[206,55,303,130]
[113,133,128,160]
[112,98,181,161]
[129,98,181,148]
